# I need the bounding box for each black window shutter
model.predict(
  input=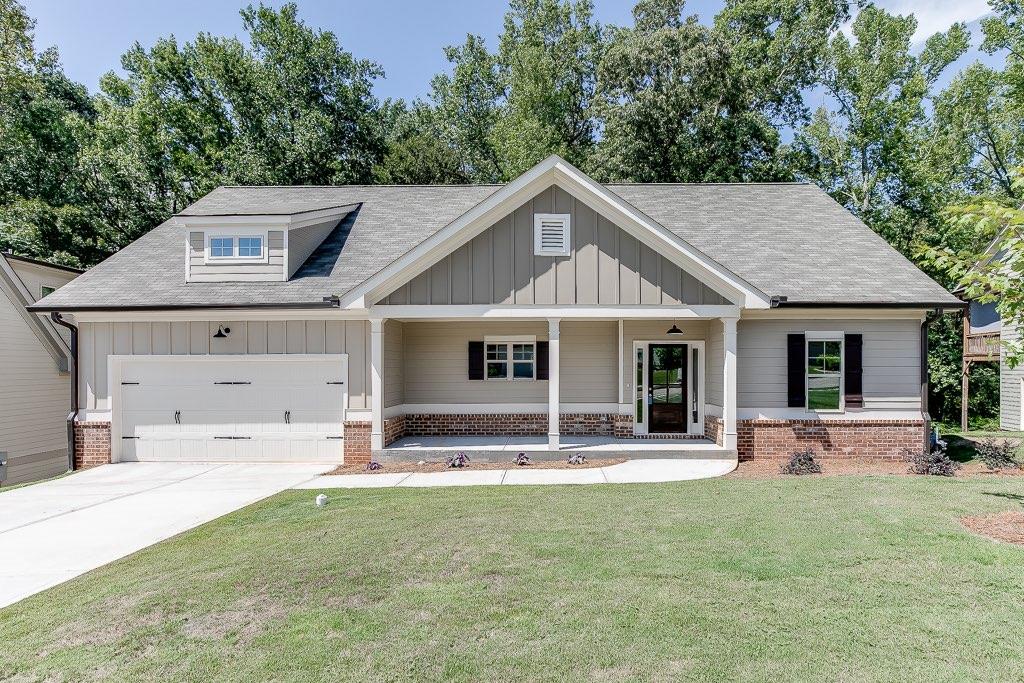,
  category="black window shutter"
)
[787,333,806,407]
[468,341,484,380]
[845,333,864,408]
[536,341,549,380]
